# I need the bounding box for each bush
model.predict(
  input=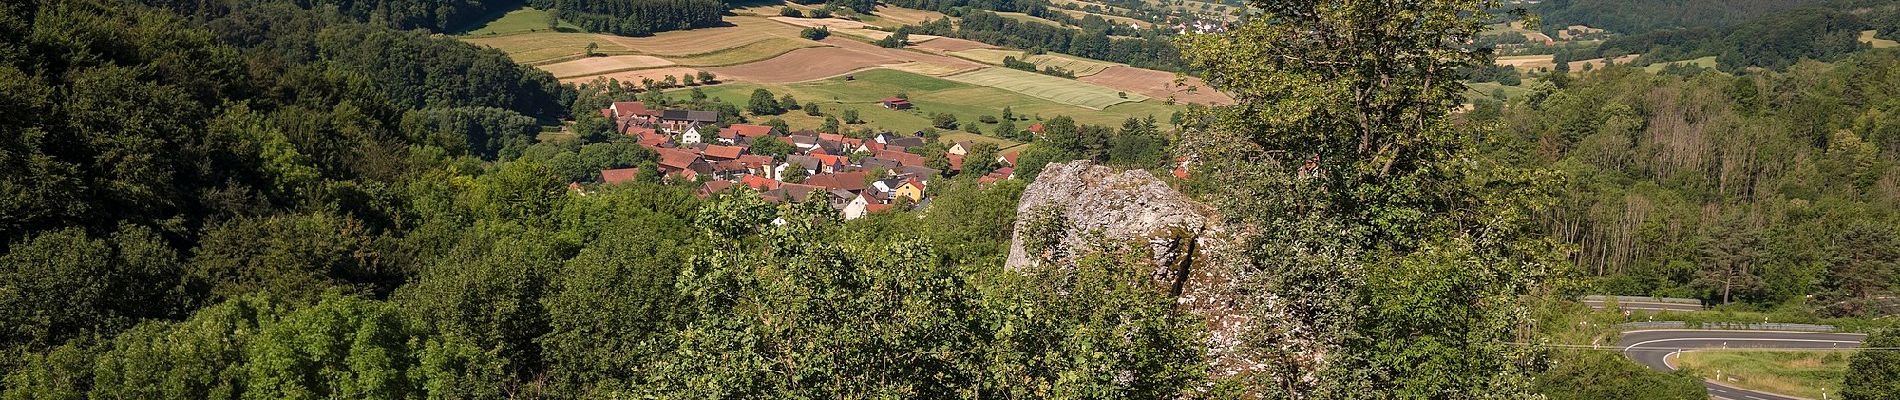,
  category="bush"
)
[931,113,958,129]
[800,26,830,40]
[978,115,998,124]
[780,6,803,17]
